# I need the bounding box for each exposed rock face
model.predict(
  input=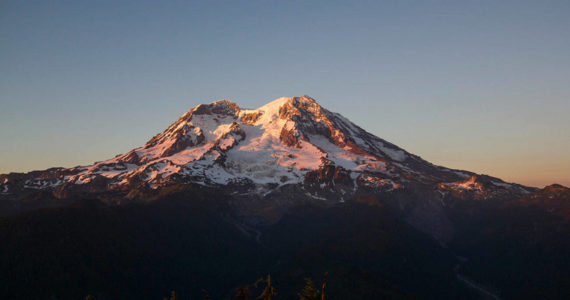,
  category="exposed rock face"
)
[240,111,262,124]
[279,126,301,147]
[0,95,538,240]
[437,175,530,201]
[305,164,353,186]
[122,151,142,164]
[193,100,240,116]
